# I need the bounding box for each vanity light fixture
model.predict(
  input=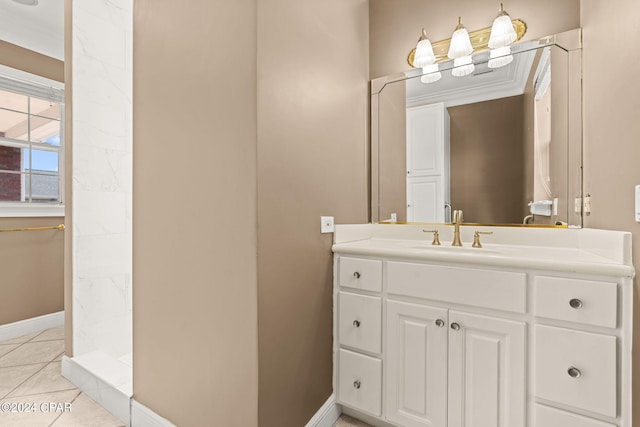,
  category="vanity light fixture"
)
[488,3,517,68]
[448,17,475,77]
[406,13,526,70]
[413,29,442,84]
